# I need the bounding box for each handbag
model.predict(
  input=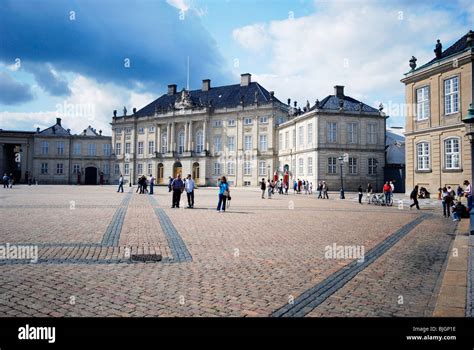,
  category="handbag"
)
[223,190,230,197]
